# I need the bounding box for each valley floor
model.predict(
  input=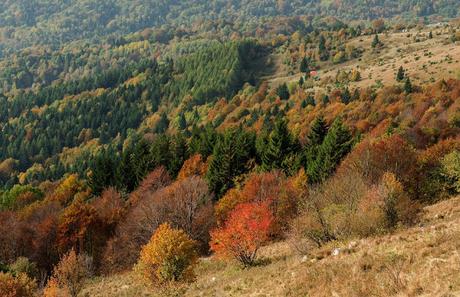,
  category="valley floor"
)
[80,196,460,297]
